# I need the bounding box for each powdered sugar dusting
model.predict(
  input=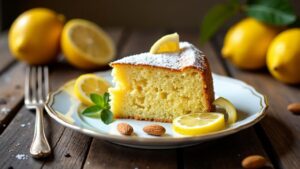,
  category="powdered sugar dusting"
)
[112,42,207,71]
